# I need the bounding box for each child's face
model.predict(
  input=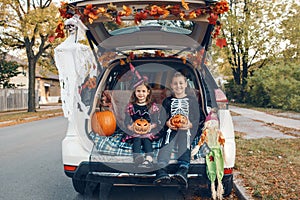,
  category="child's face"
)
[135,84,150,103]
[171,76,187,97]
